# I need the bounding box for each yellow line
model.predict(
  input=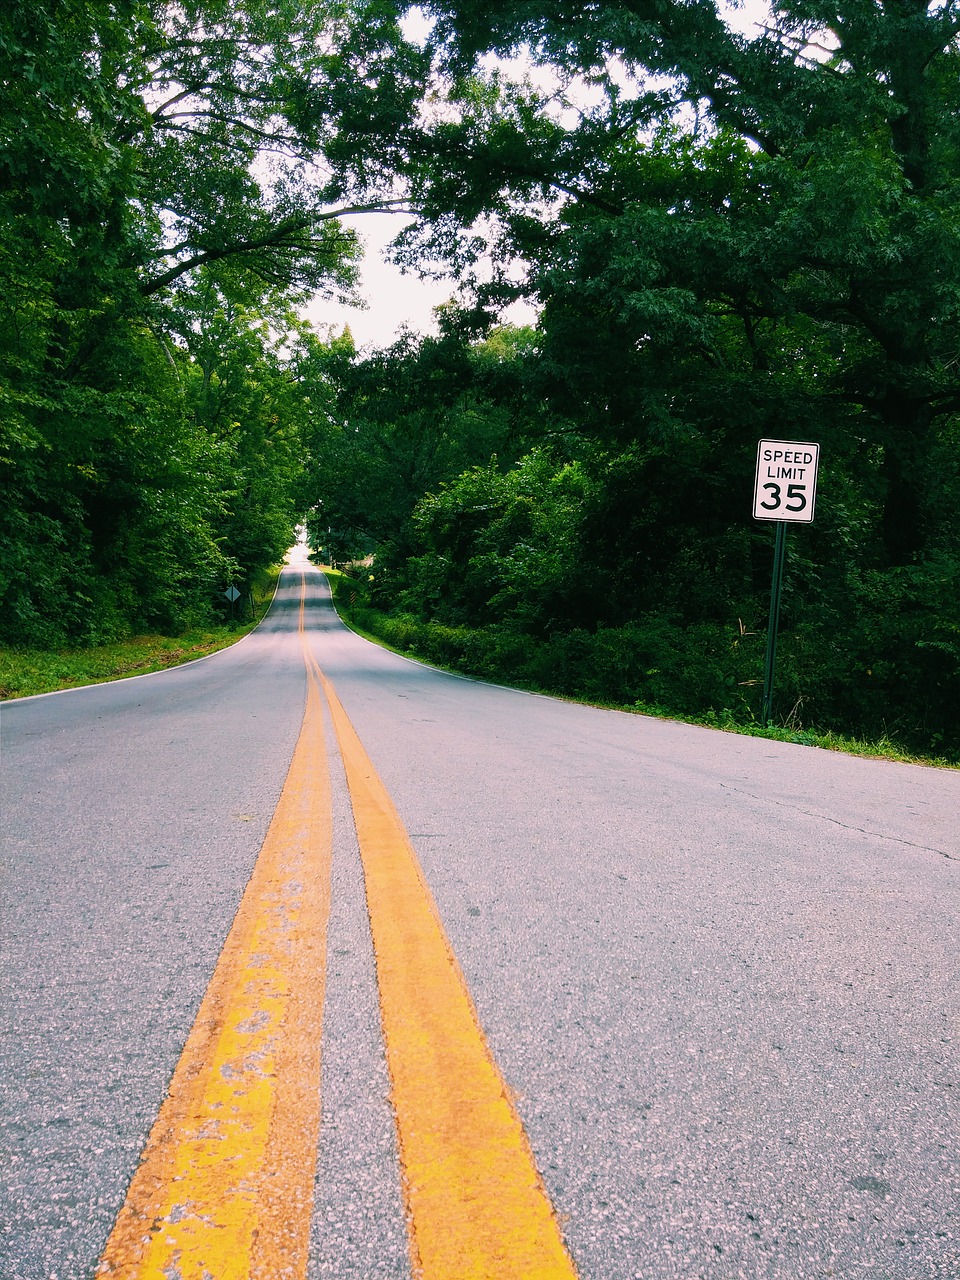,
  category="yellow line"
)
[98,575,332,1279]
[316,665,578,1279]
